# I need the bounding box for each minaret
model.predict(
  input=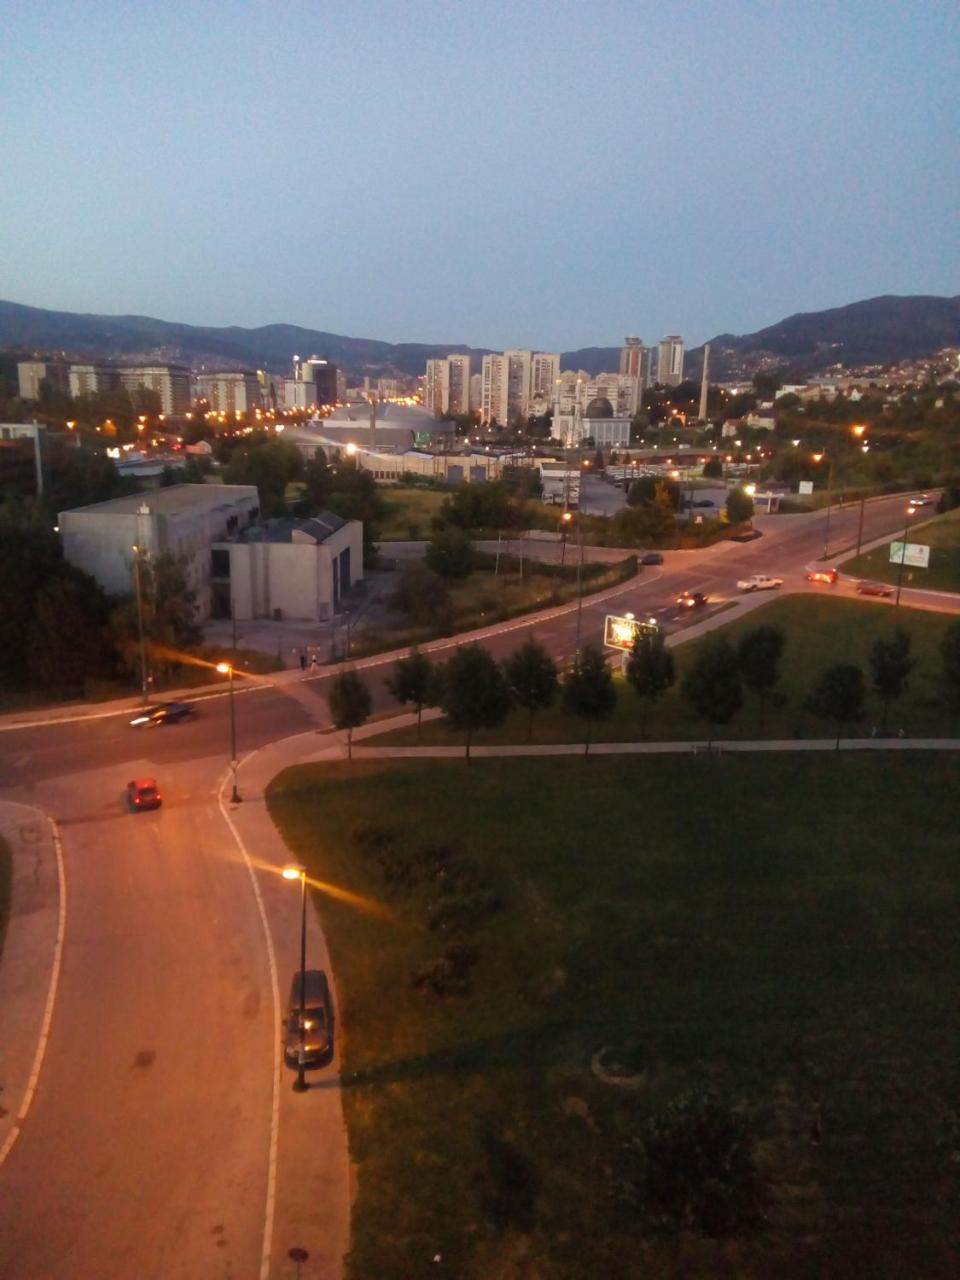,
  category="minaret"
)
[368,396,377,450]
[698,343,711,422]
